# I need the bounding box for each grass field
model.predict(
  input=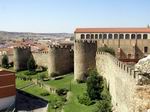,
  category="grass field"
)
[44,73,97,112]
[16,72,97,112]
[16,79,32,89]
